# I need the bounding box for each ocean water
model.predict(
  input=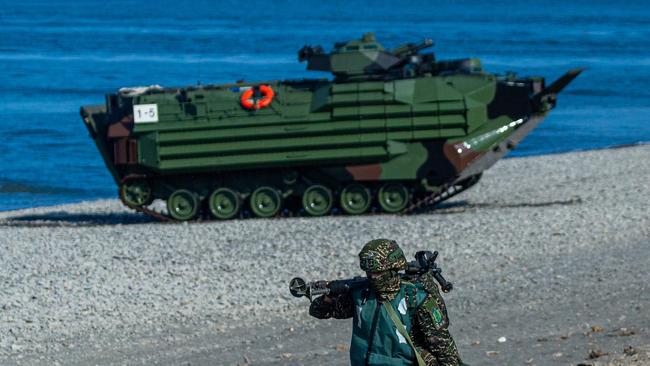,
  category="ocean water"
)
[1,0,649,211]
